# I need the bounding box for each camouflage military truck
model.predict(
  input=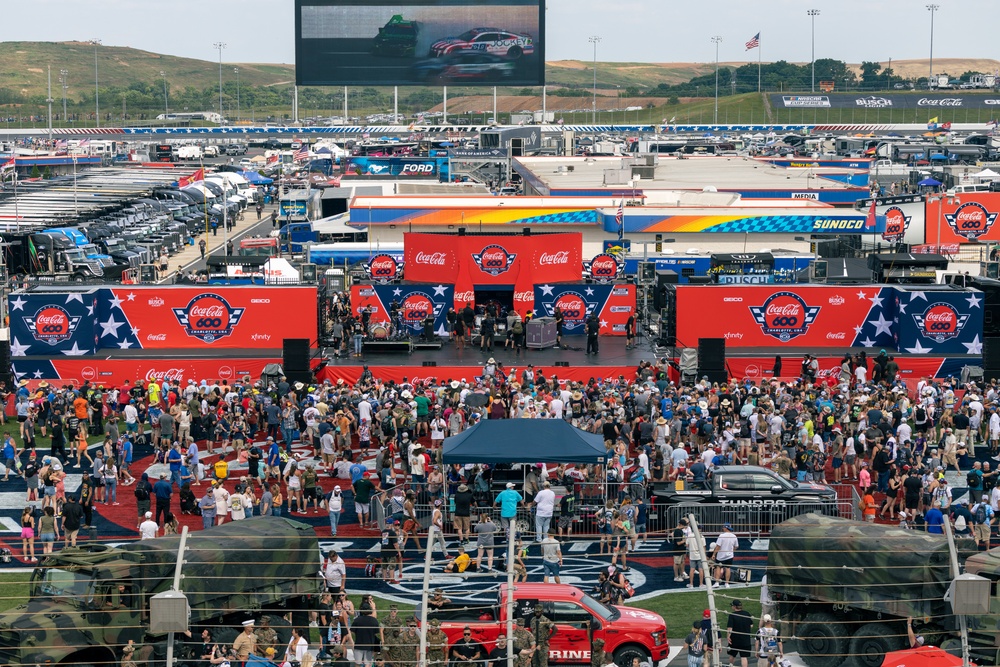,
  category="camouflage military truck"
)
[0,517,323,666]
[767,515,998,667]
